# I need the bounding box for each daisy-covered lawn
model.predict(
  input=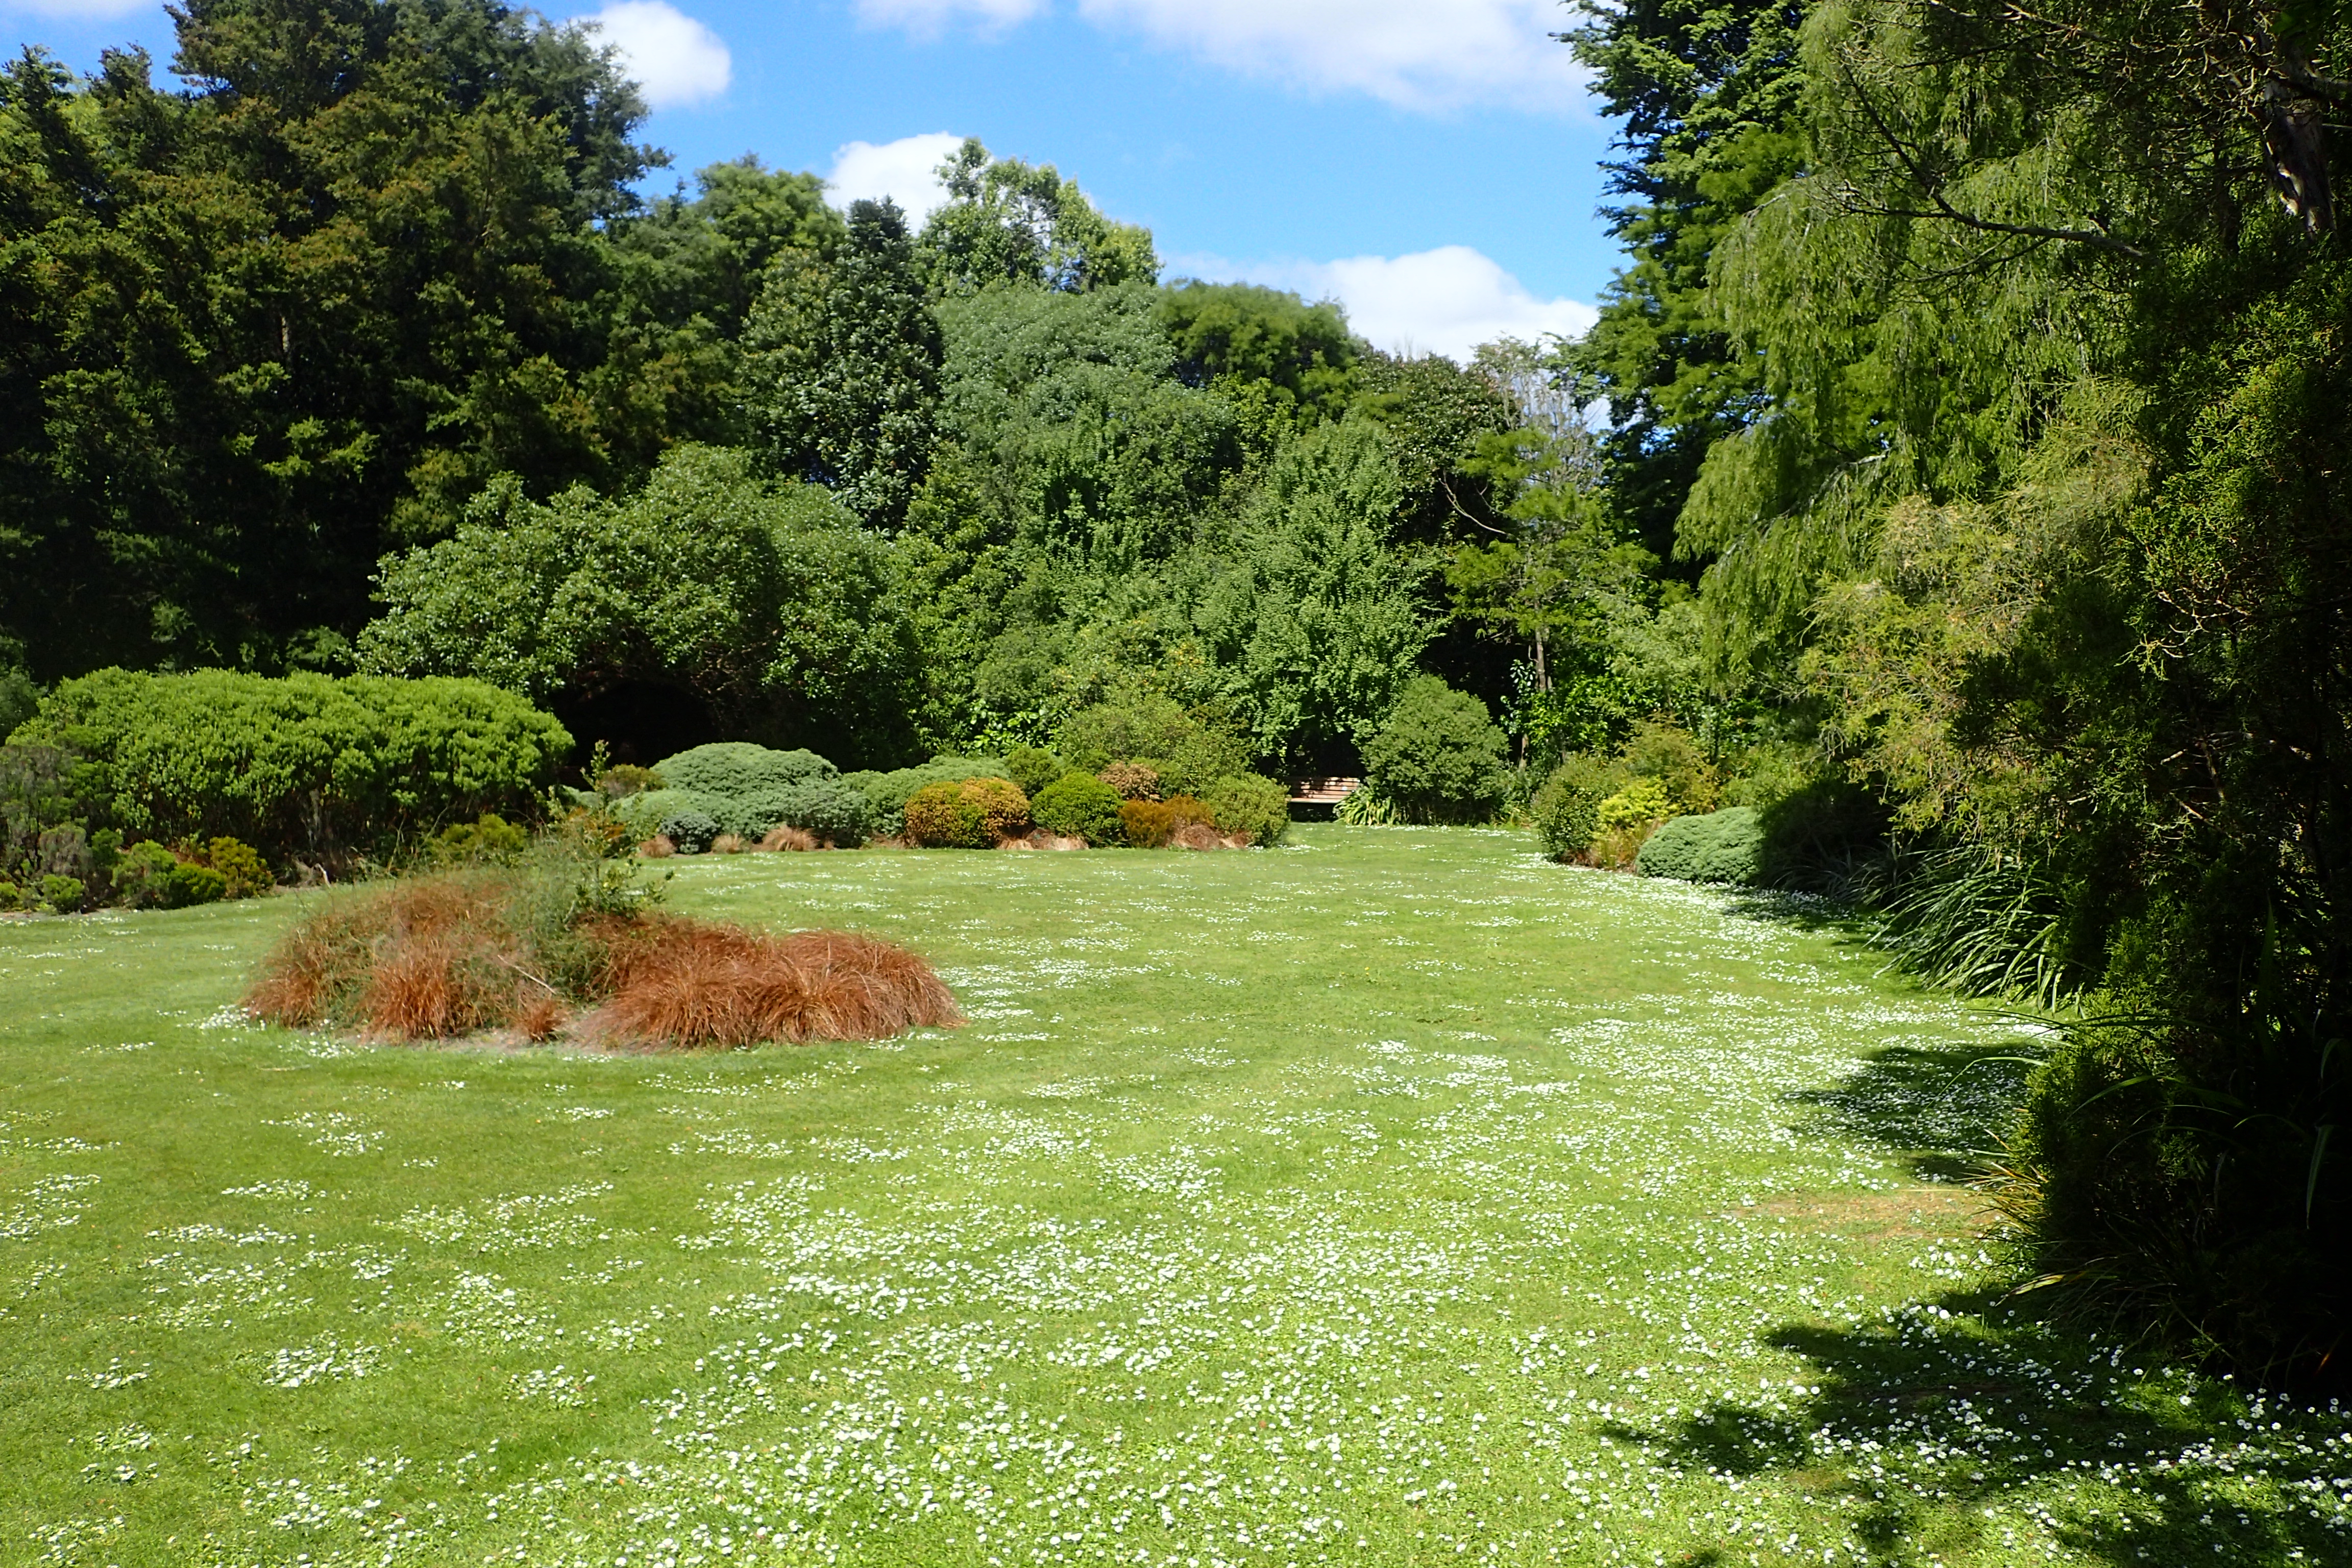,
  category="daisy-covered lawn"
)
[2,826,2345,1567]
